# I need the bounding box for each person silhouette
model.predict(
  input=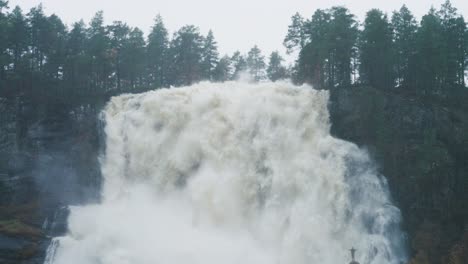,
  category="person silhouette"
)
[349,248,360,264]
